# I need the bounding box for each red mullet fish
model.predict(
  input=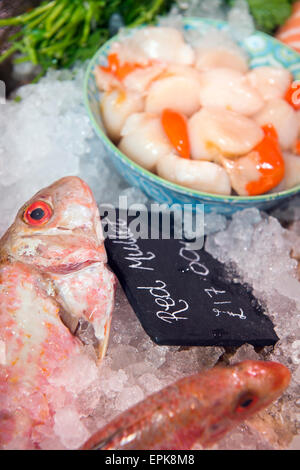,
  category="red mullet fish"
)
[0,176,116,448]
[81,360,290,450]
